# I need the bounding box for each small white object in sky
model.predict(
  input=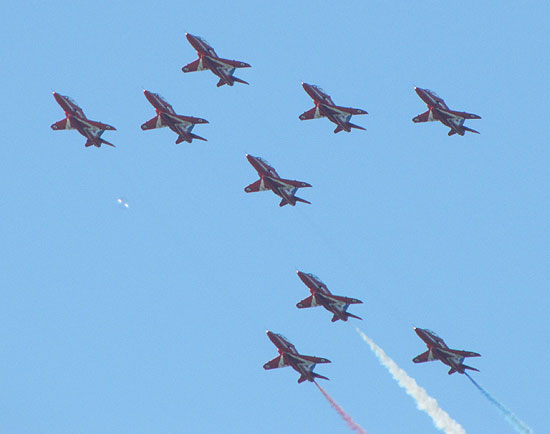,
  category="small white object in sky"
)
[117,197,130,208]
